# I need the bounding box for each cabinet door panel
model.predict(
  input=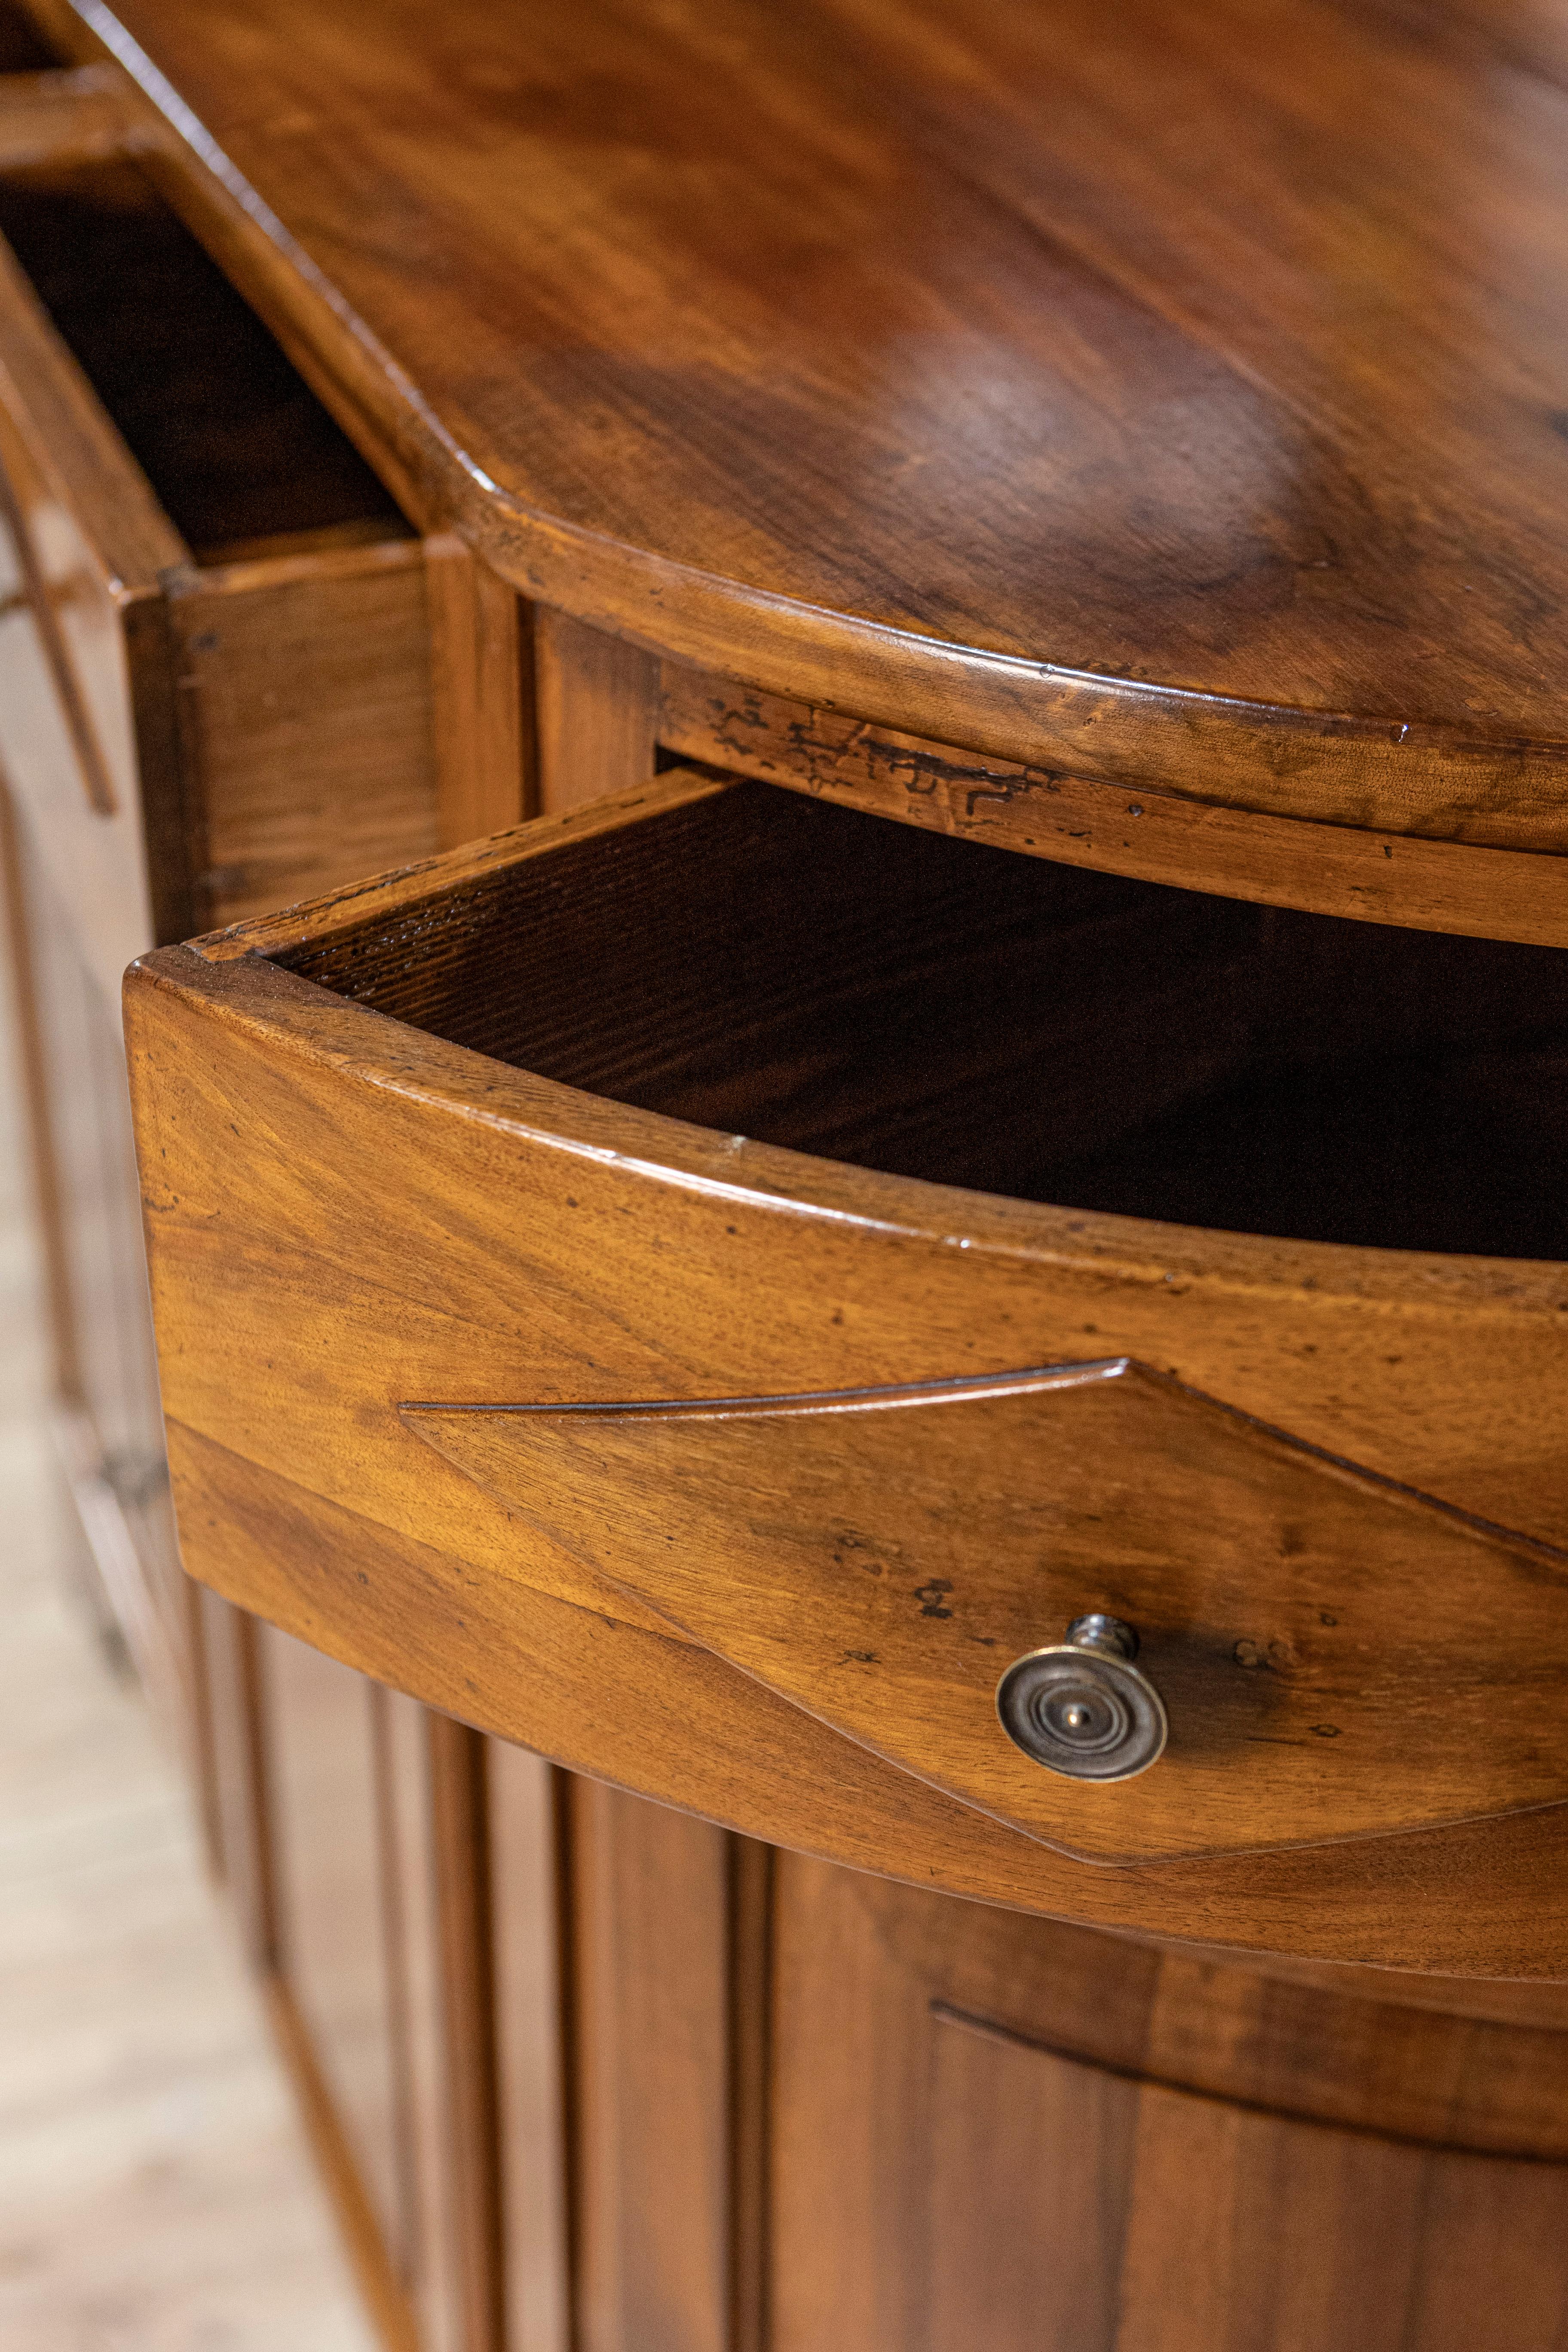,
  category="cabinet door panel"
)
[925,2021,1137,2352]
[771,1853,1568,2352]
